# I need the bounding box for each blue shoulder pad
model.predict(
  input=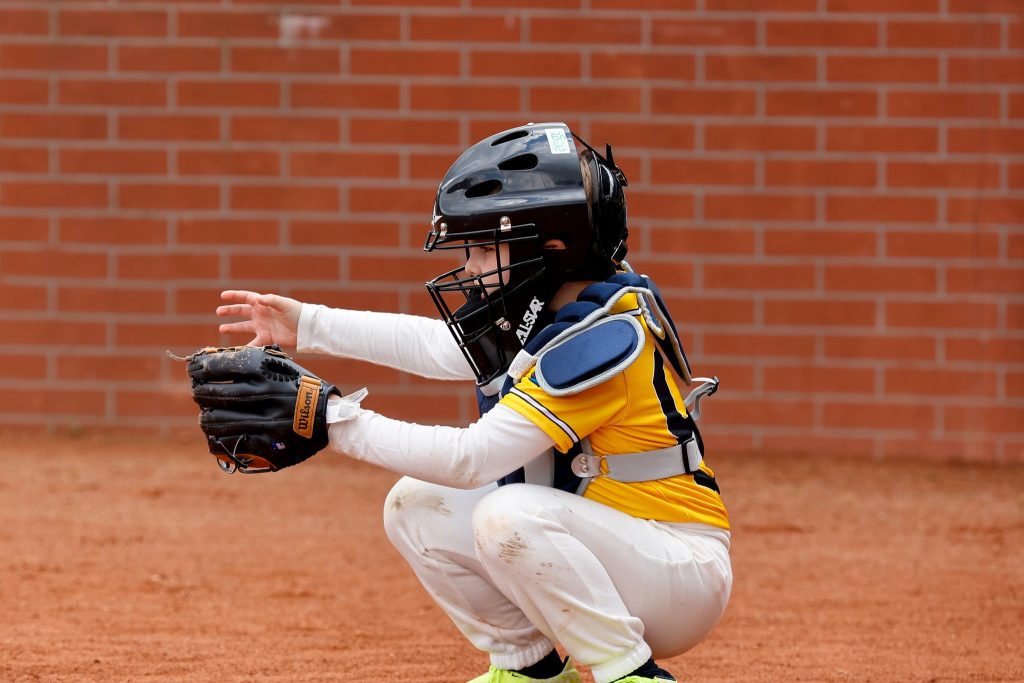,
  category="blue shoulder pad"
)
[533,316,645,396]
